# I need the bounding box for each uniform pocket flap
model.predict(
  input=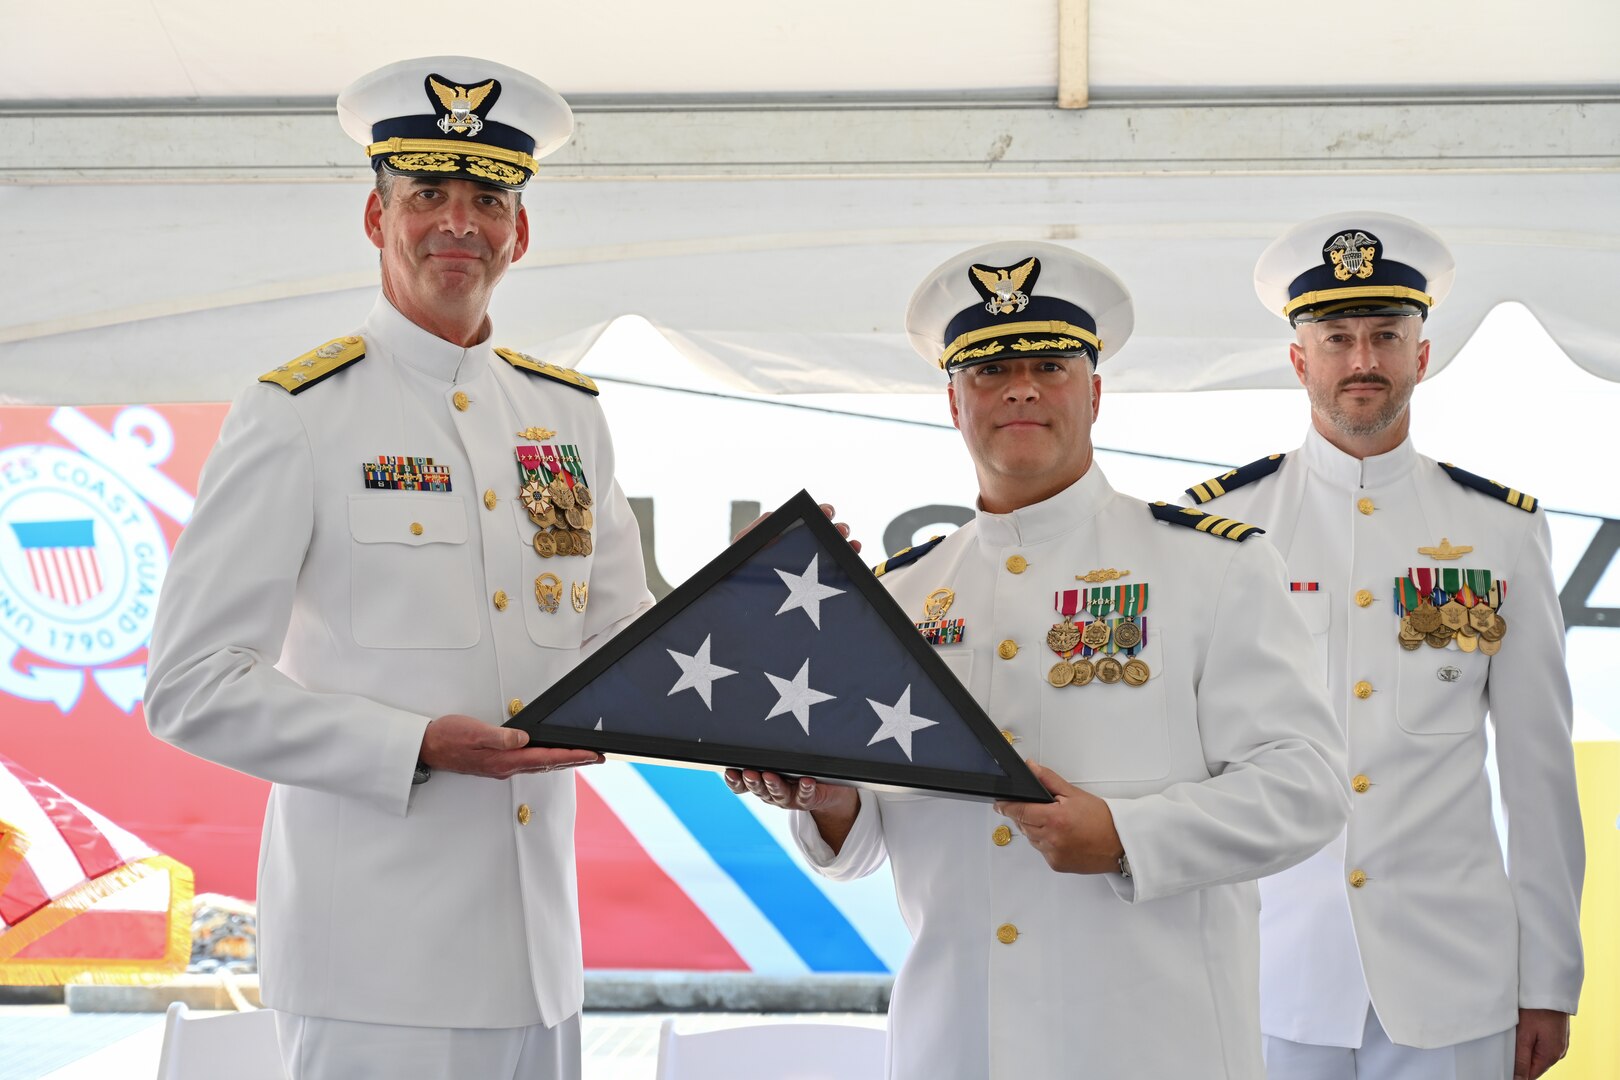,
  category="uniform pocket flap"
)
[349,493,467,546]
